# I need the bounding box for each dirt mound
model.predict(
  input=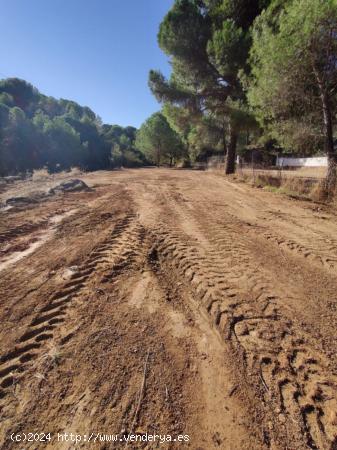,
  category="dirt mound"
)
[2,179,92,208]
[48,179,91,194]
[5,192,47,207]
